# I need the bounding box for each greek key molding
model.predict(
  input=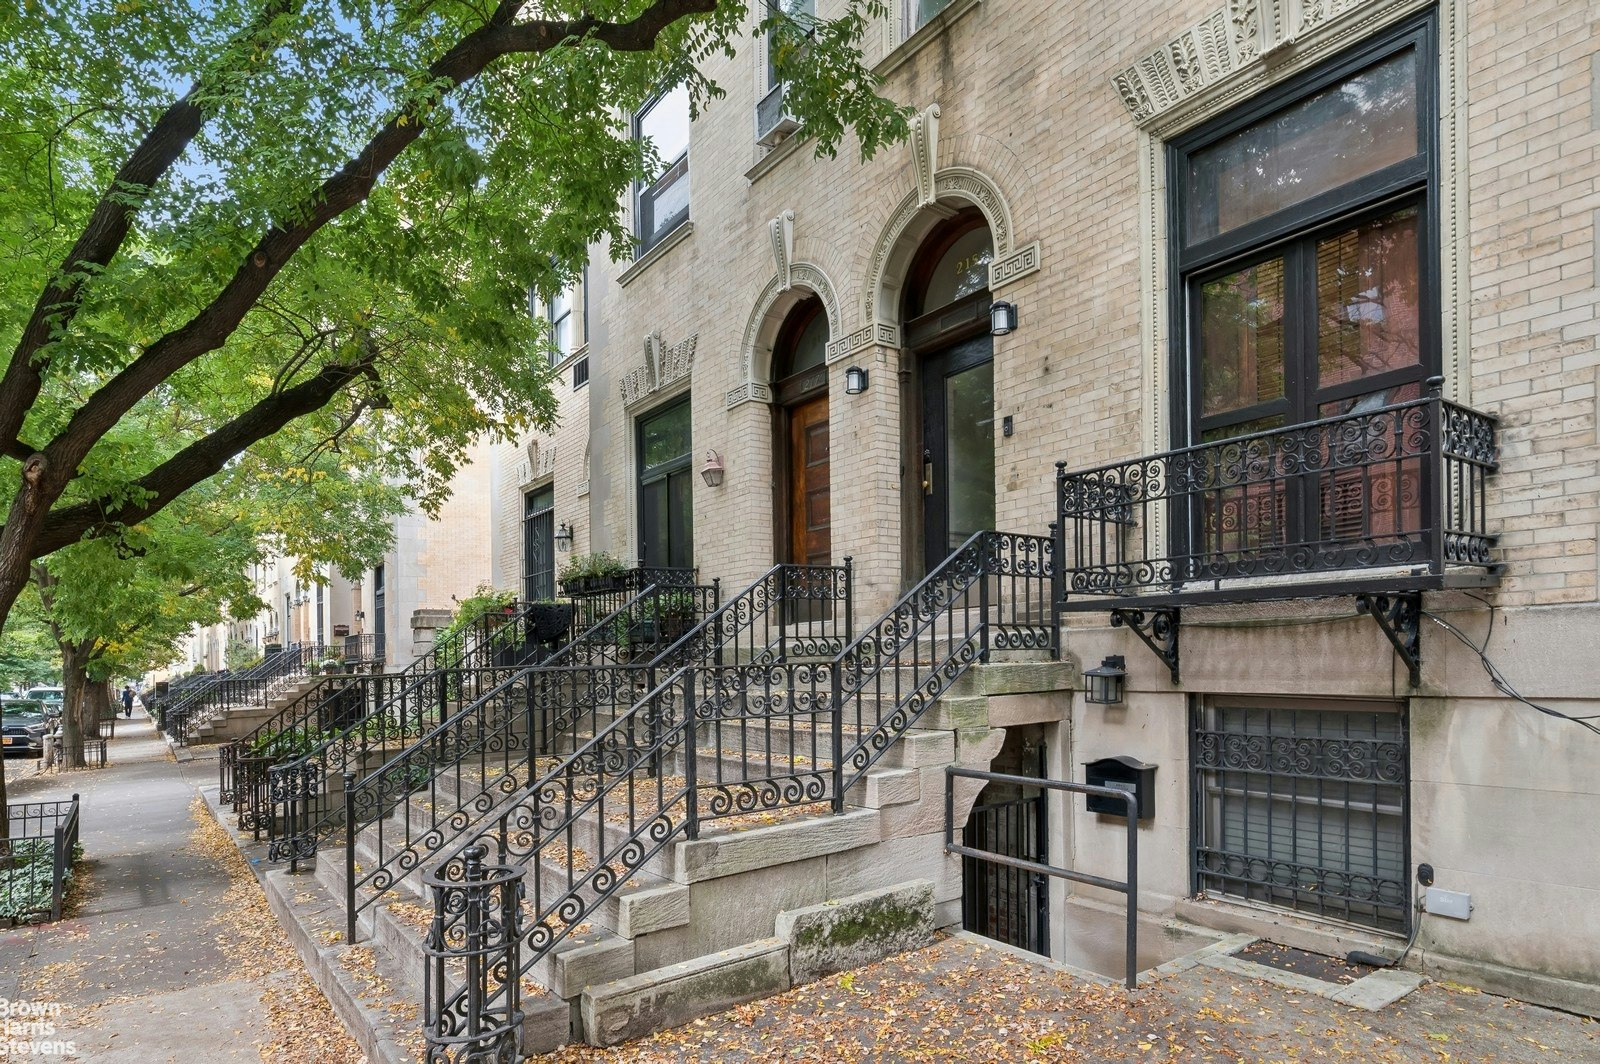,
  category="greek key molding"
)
[728,263,844,409]
[826,320,901,363]
[990,240,1041,290]
[770,210,795,291]
[911,104,940,208]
